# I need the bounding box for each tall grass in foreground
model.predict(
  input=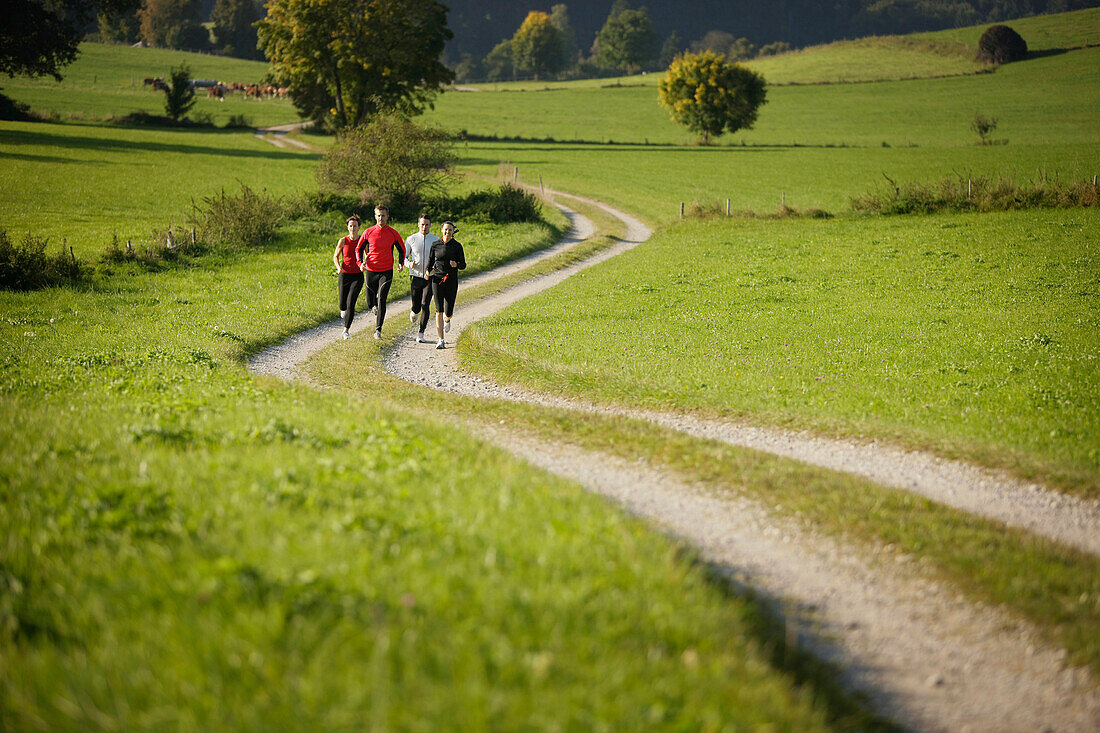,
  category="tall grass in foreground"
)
[461,208,1100,497]
[0,222,873,730]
